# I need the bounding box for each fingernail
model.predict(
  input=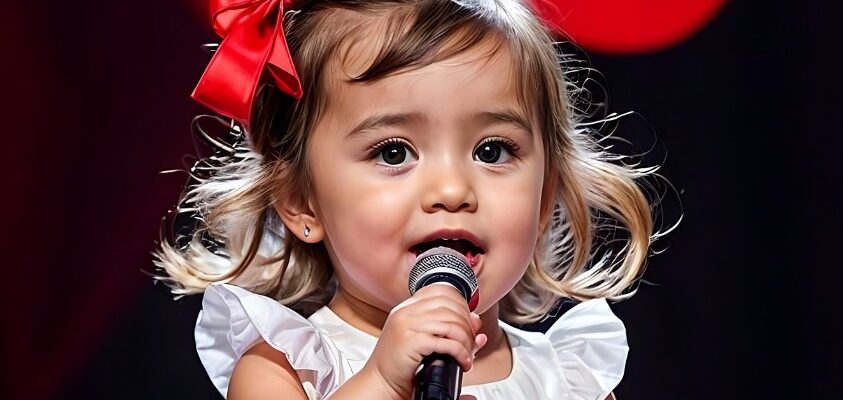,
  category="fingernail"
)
[474,333,488,353]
